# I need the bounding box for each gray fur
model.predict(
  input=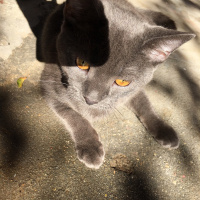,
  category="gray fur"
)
[41,0,195,169]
